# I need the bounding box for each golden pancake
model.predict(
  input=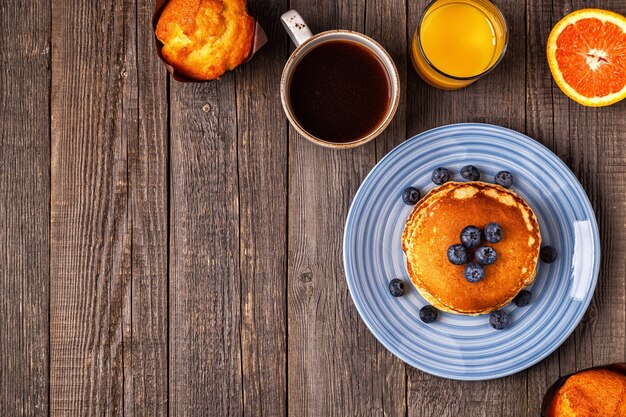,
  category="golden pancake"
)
[155,0,255,80]
[402,181,541,315]
[548,369,626,417]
